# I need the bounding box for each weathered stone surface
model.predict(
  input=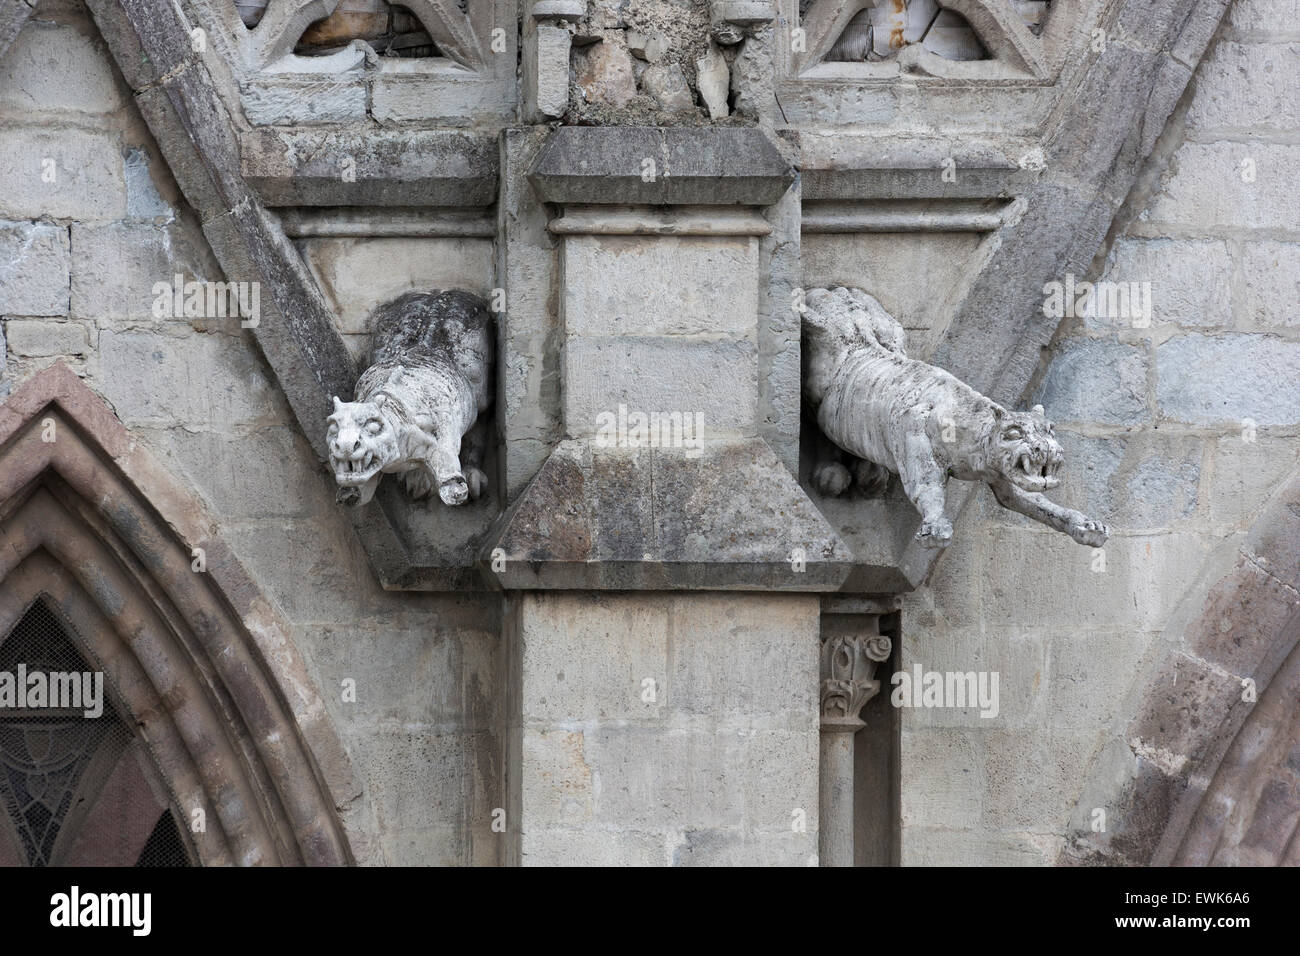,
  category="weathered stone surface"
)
[1188,41,1300,131]
[301,237,494,331]
[123,147,172,220]
[574,37,637,107]
[3,318,91,356]
[70,221,212,320]
[1092,238,1232,329]
[488,439,854,590]
[530,126,794,205]
[533,22,571,118]
[239,77,368,126]
[1035,338,1148,425]
[694,40,729,117]
[562,234,757,337]
[1157,333,1300,425]
[98,328,279,427]
[0,18,124,114]
[510,591,820,865]
[1147,143,1300,232]
[0,220,70,316]
[1240,241,1300,327]
[241,129,499,207]
[1209,435,1300,525]
[641,61,693,111]
[0,127,125,221]
[564,335,757,438]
